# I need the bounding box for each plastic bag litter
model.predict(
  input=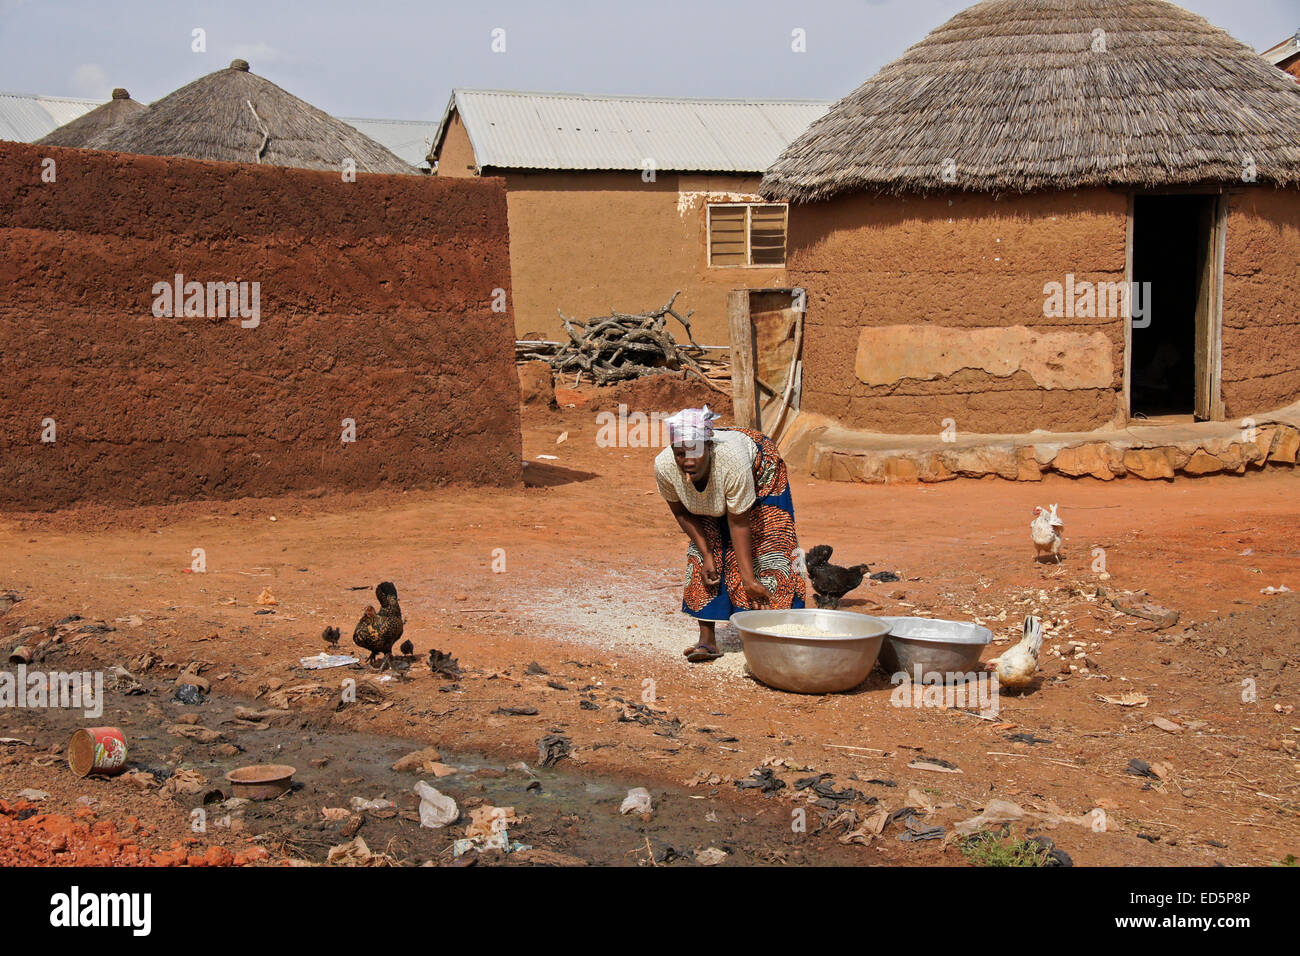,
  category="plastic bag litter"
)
[464,804,518,838]
[953,798,1103,837]
[453,836,532,858]
[173,684,205,705]
[954,799,1026,837]
[326,836,393,866]
[619,787,653,815]
[327,837,373,865]
[300,653,360,670]
[414,781,458,829]
[349,796,395,812]
[897,817,945,842]
[162,769,208,797]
